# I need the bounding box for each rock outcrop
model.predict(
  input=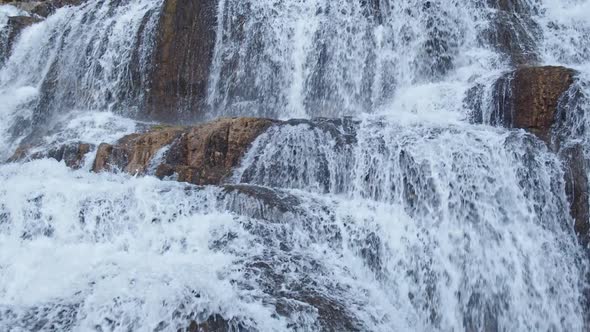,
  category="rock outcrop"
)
[93,126,186,175]
[143,0,218,122]
[93,118,275,185]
